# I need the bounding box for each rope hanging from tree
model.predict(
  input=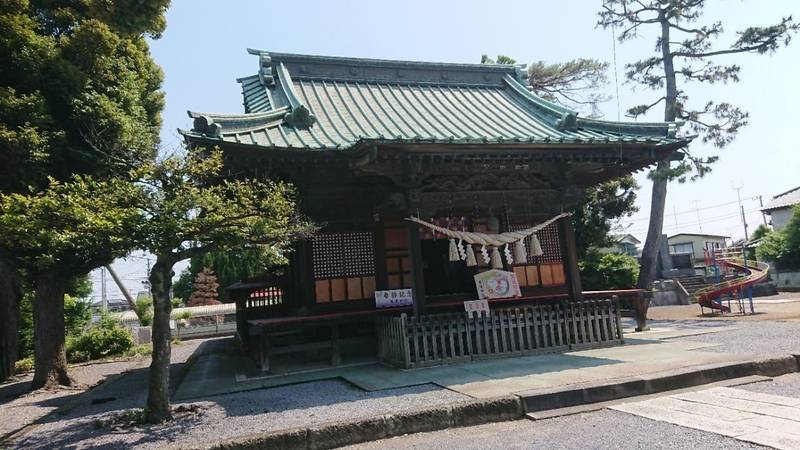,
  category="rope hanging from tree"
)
[406,212,570,269]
